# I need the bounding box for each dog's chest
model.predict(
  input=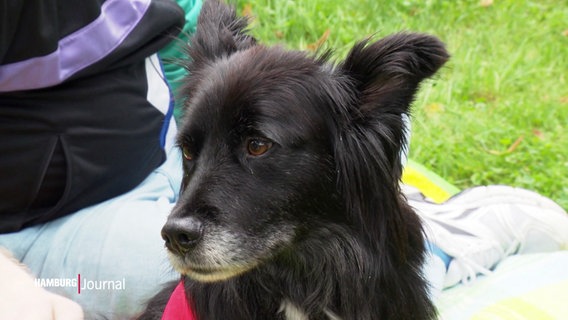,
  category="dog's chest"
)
[279,300,343,320]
